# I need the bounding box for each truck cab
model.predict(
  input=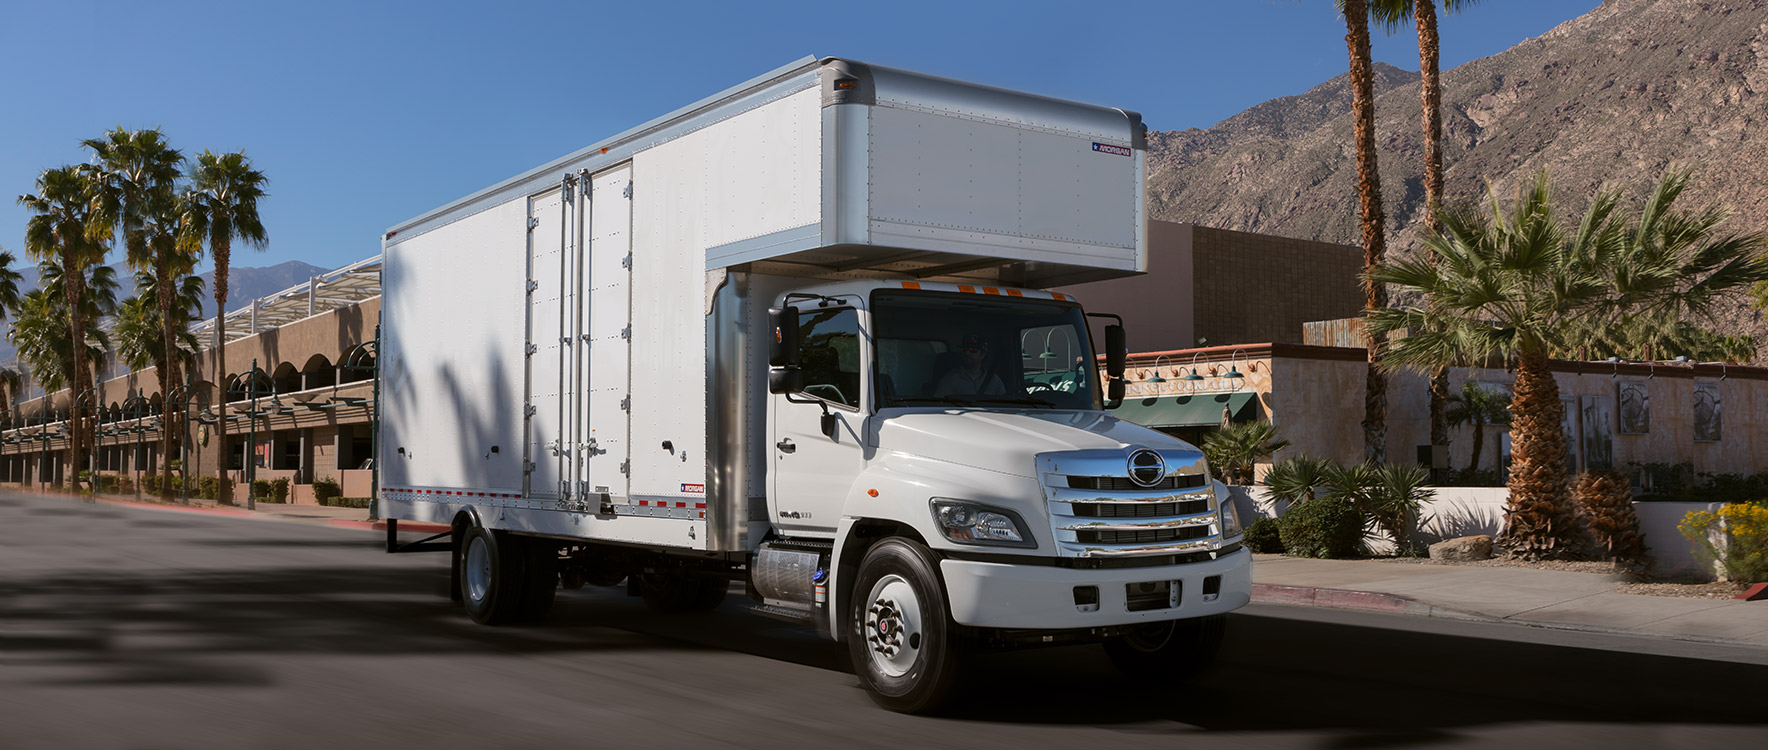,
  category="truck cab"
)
[764,279,1250,710]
